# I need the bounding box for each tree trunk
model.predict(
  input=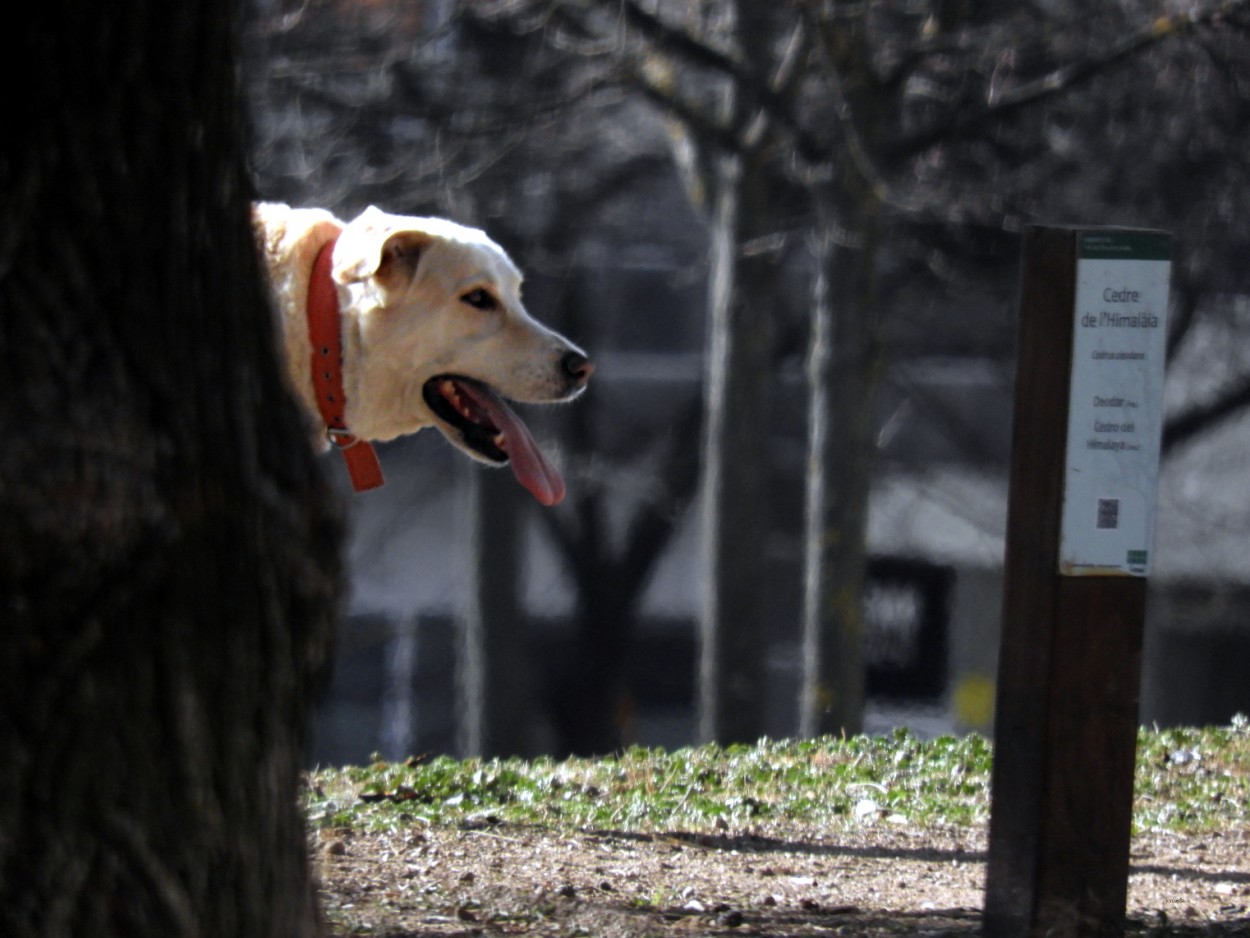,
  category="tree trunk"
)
[696,154,778,745]
[799,195,884,738]
[0,5,342,937]
[553,543,635,757]
[459,467,532,757]
[545,391,704,757]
